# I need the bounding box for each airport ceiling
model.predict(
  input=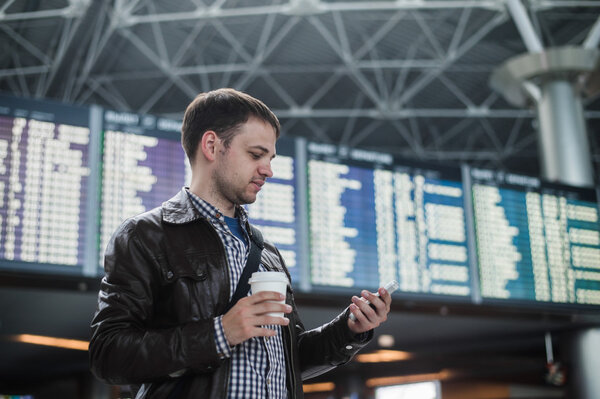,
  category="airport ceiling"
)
[1,0,600,178]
